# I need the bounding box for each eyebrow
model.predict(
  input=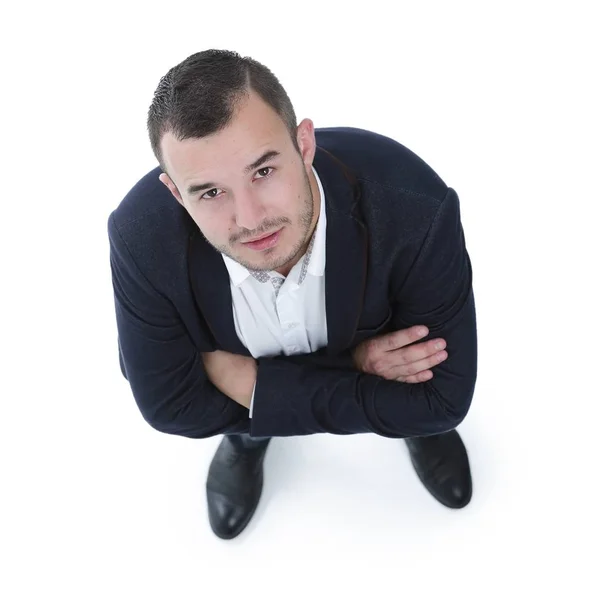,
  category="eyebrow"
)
[186,150,281,195]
